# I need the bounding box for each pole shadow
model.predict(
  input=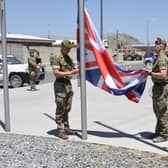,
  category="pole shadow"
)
[0,120,6,130]
[94,121,168,153]
[44,113,123,139]
[43,113,55,122]
[43,113,168,153]
[44,113,80,138]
